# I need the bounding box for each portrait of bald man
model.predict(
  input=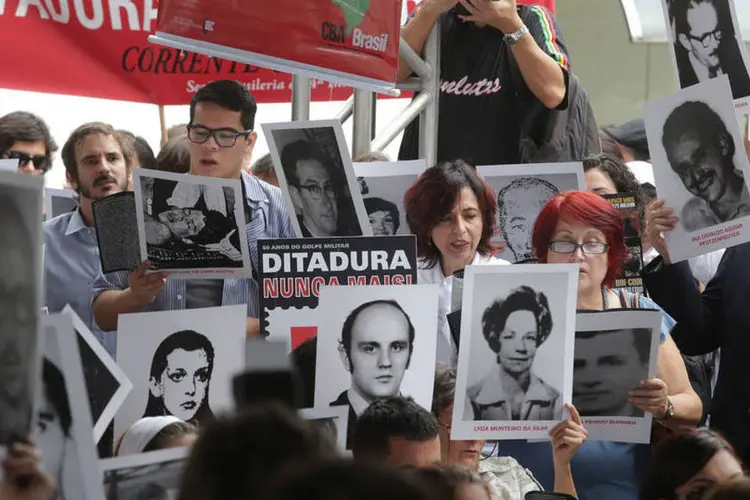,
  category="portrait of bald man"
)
[0,175,43,445]
[330,299,416,447]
